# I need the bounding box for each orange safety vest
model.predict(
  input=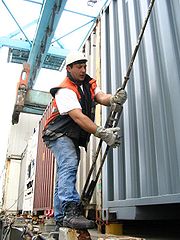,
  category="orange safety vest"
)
[43,75,97,148]
[44,76,97,128]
